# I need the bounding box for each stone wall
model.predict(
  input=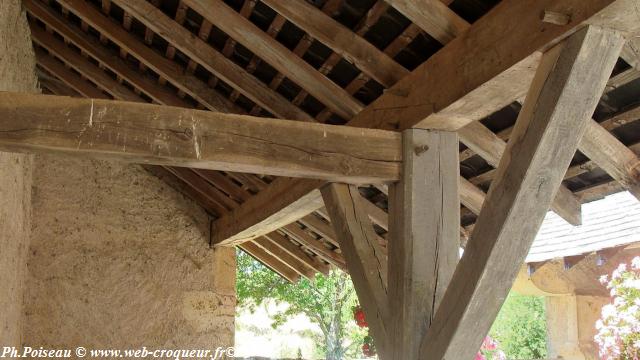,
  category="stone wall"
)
[0,0,39,347]
[1,1,236,350]
[23,157,236,349]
